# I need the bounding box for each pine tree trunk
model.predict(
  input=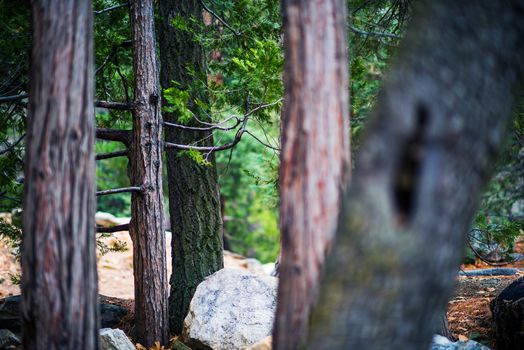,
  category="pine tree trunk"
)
[273,0,350,348]
[306,1,524,349]
[128,0,169,346]
[21,1,99,349]
[158,0,224,335]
